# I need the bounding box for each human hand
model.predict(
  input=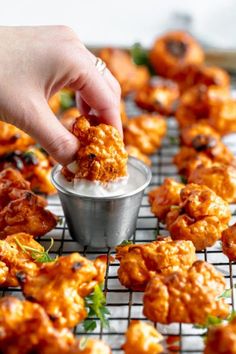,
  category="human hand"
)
[0,26,122,165]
